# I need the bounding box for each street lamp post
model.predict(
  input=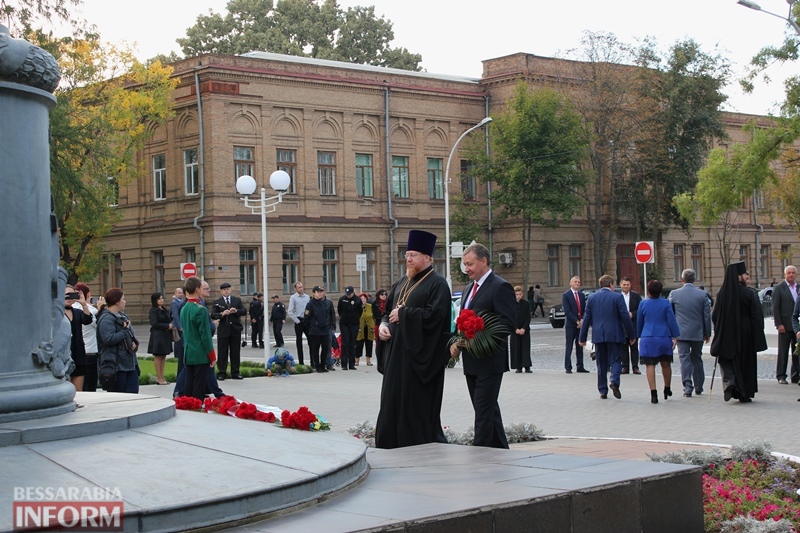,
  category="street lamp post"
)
[444,117,492,290]
[737,0,800,35]
[236,170,291,364]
